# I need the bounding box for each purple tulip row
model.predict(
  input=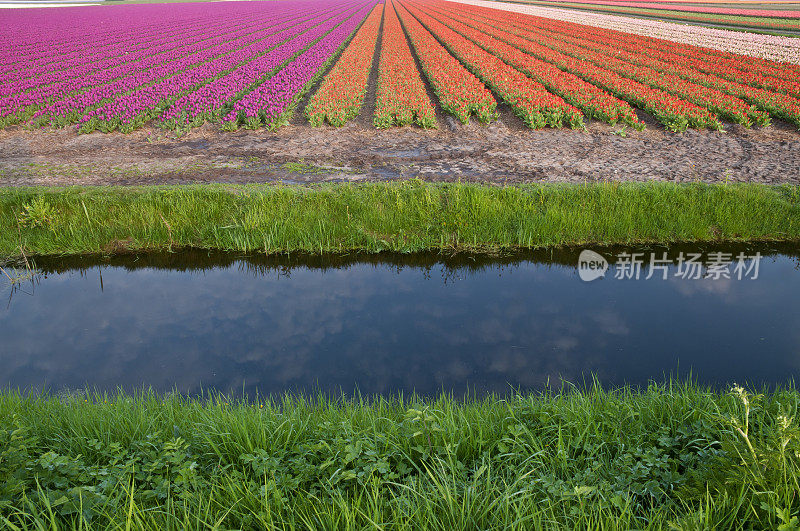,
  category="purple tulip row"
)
[24,6,335,126]
[1,2,267,73]
[83,3,358,130]
[0,0,376,132]
[1,4,226,74]
[225,3,377,127]
[160,1,368,127]
[1,5,315,123]
[0,10,274,101]
[1,15,241,85]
